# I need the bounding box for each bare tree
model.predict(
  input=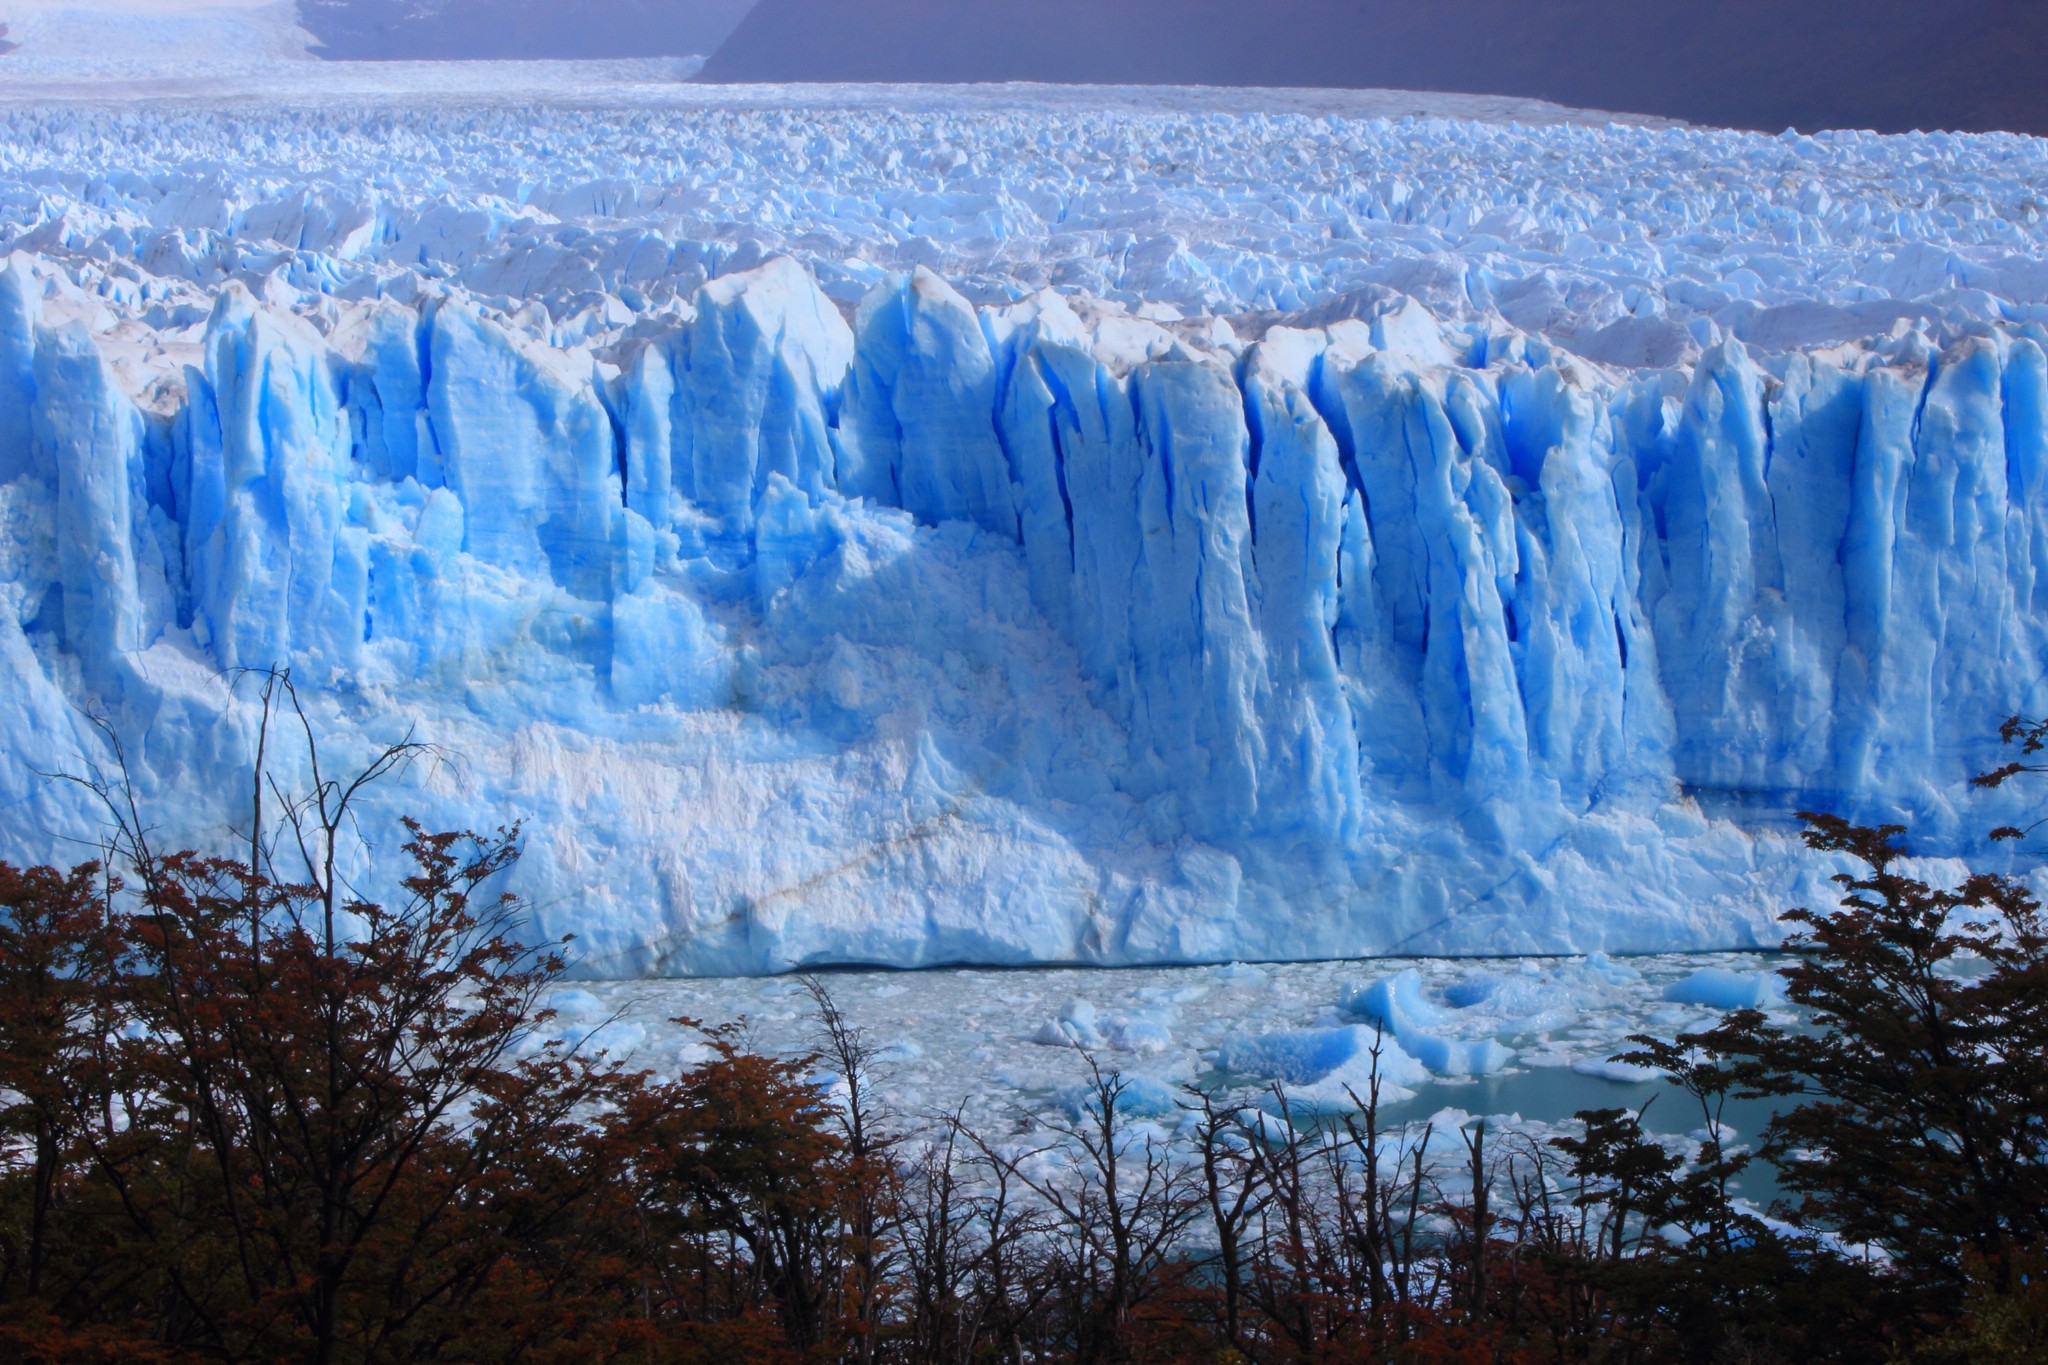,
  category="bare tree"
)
[801,973,904,1364]
[1182,1087,1268,1354]
[992,1052,1200,1362]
